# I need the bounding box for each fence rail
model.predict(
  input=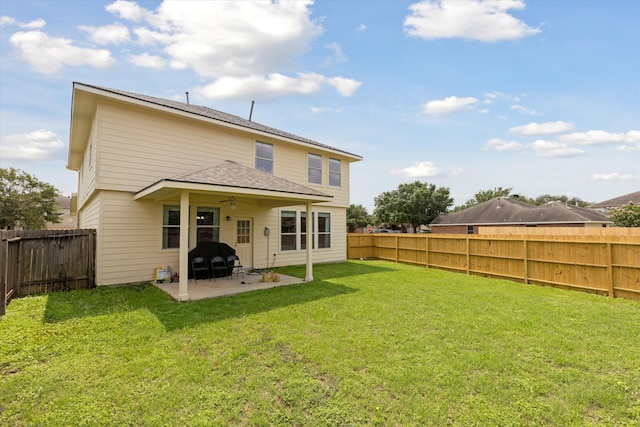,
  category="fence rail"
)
[347,232,640,301]
[1,229,96,315]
